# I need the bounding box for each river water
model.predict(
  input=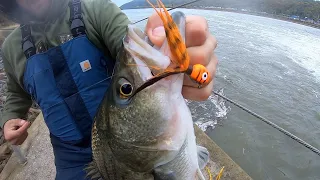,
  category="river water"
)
[123,8,320,180]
